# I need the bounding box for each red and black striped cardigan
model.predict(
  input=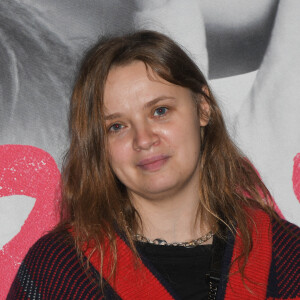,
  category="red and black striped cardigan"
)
[8,210,300,299]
